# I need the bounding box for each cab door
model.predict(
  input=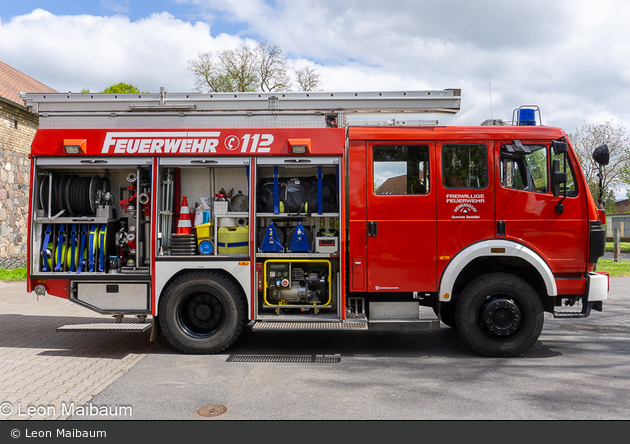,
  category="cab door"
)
[366,143,437,292]
[495,139,588,272]
[436,142,495,277]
